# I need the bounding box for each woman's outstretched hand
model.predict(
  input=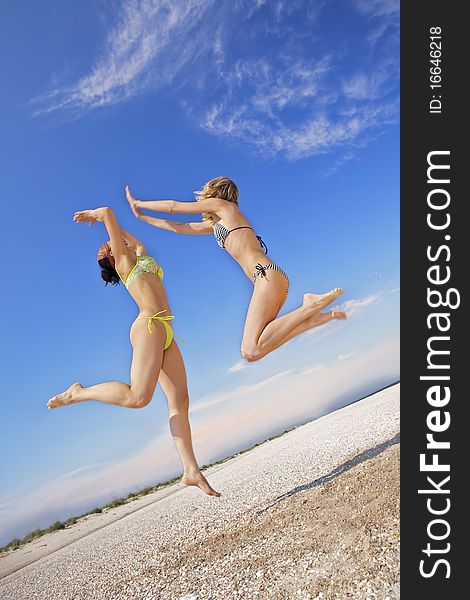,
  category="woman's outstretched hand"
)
[125,185,142,218]
[73,208,106,225]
